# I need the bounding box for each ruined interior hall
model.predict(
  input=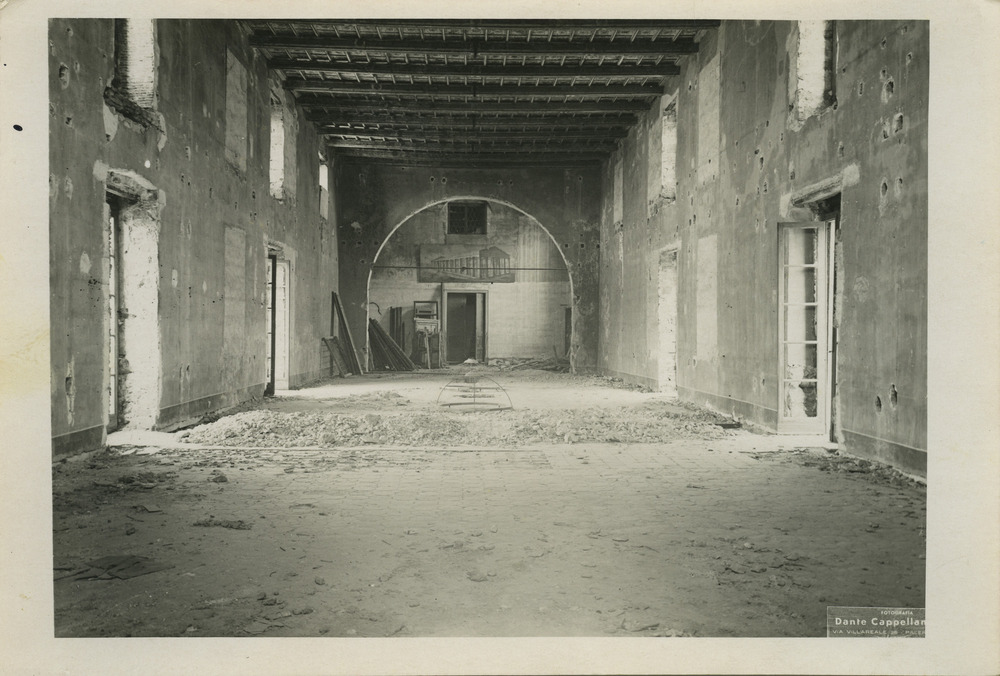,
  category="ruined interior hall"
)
[44,18,930,641]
